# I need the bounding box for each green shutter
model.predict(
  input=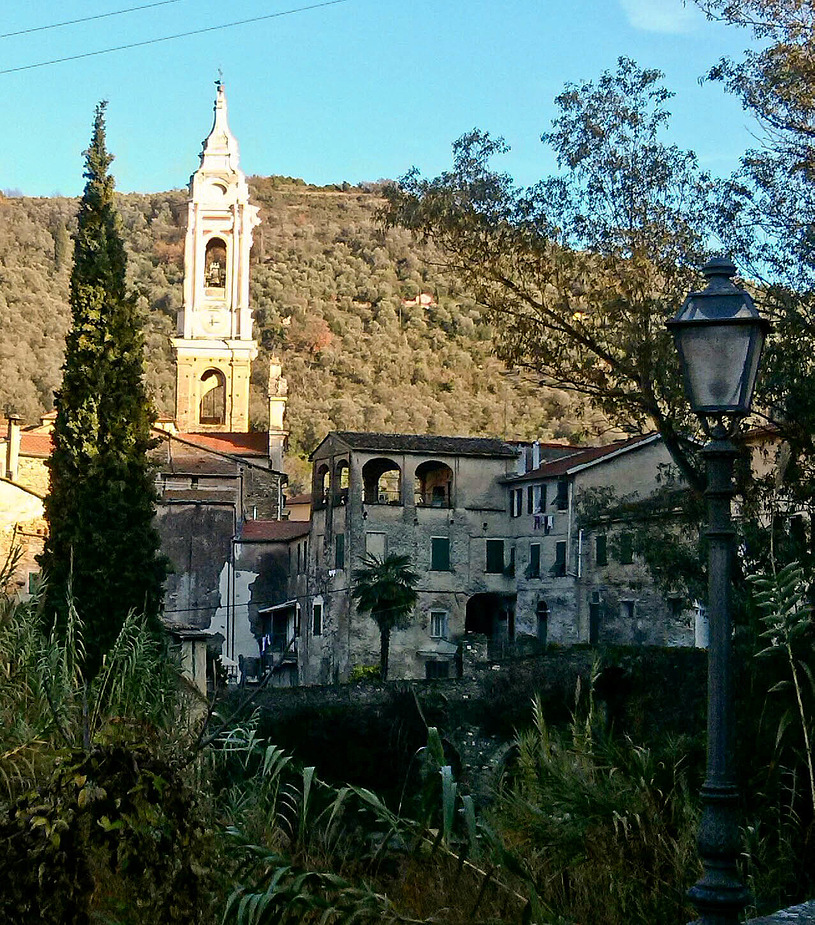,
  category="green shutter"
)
[530,543,541,577]
[335,534,345,569]
[431,537,450,571]
[486,539,504,573]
